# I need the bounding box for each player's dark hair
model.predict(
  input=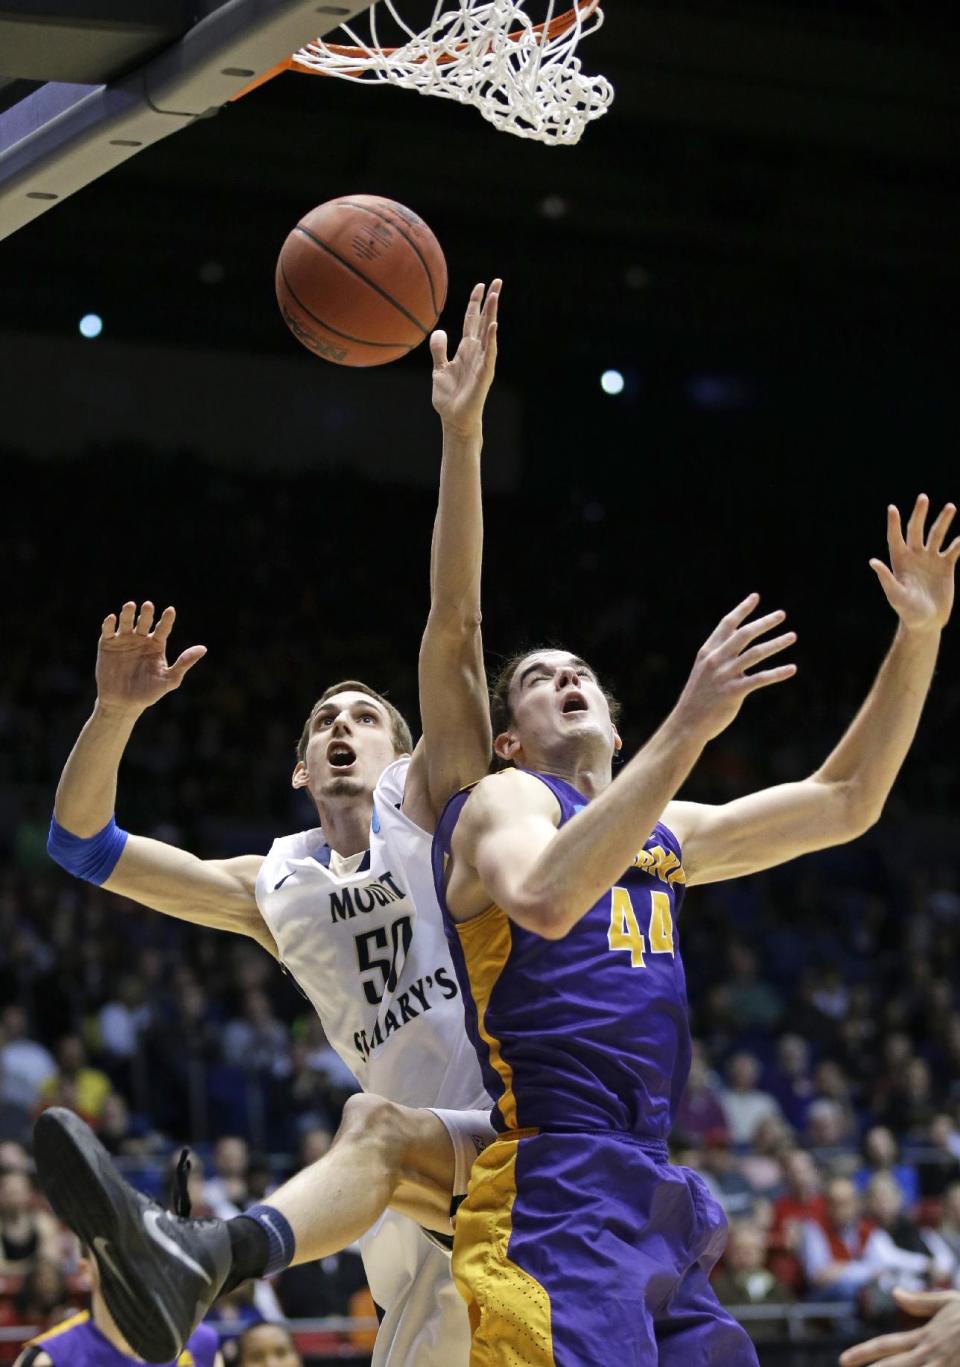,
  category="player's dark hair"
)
[489,647,622,769]
[296,681,414,763]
